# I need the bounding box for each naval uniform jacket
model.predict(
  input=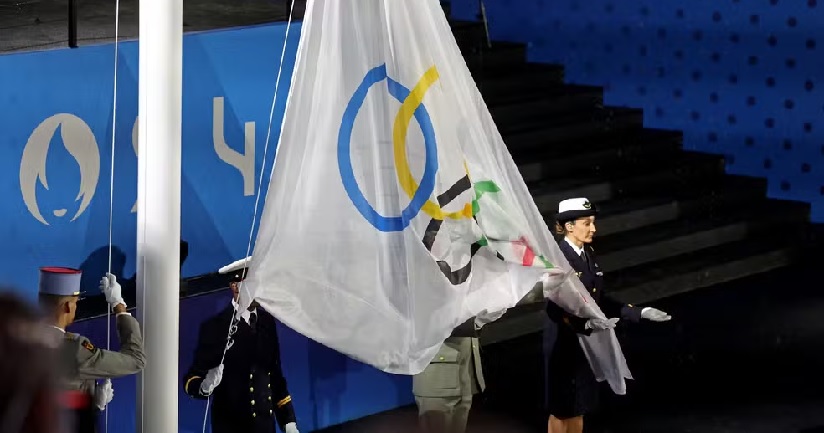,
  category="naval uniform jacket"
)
[557,240,642,323]
[183,305,296,433]
[544,239,641,418]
